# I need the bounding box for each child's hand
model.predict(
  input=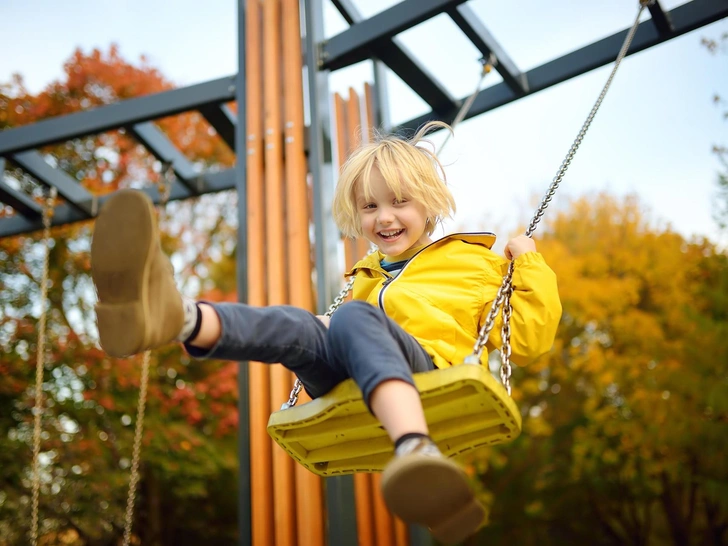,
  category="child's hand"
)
[504,235,536,260]
[316,315,331,328]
